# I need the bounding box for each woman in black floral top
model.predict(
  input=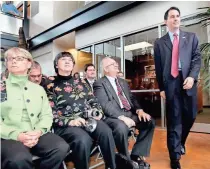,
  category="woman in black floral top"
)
[46,52,116,169]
